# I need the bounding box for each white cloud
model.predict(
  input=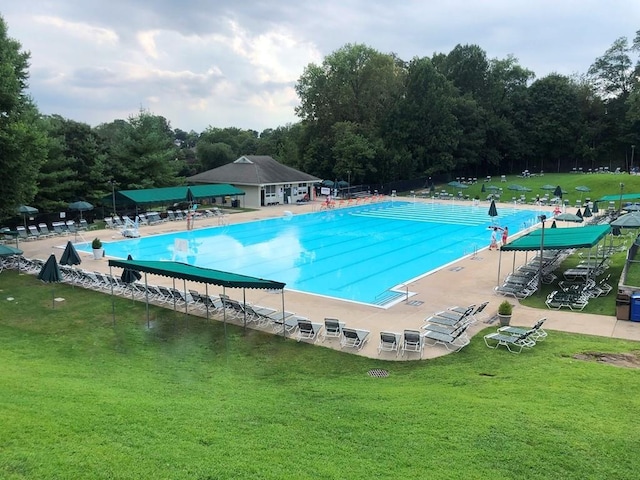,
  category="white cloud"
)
[3,1,640,132]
